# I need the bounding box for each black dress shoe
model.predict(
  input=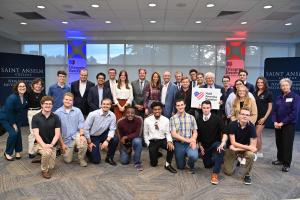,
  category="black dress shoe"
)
[157,151,163,158]
[105,157,117,166]
[28,154,36,159]
[165,165,177,173]
[272,160,283,165]
[282,165,290,172]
